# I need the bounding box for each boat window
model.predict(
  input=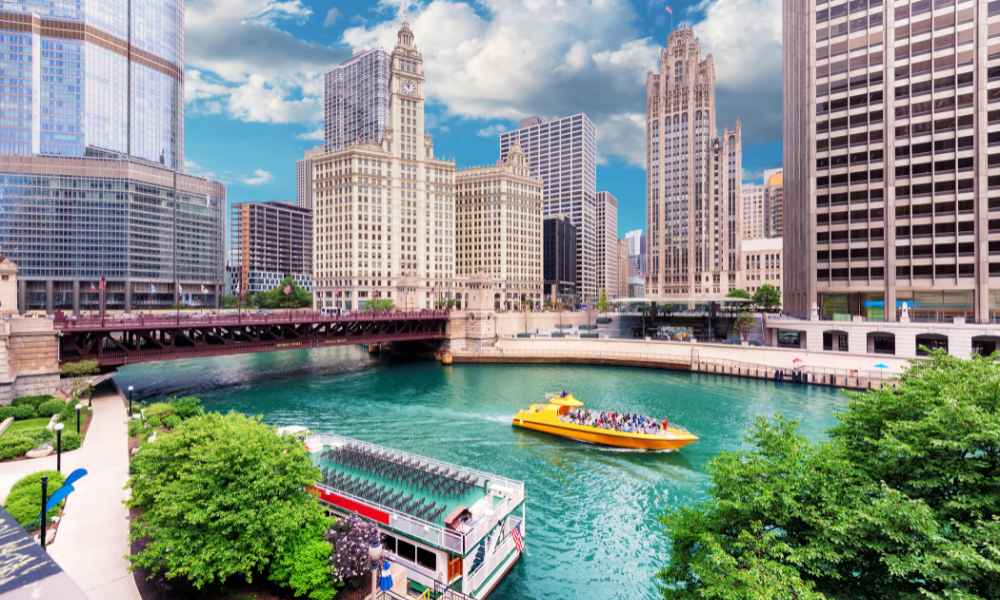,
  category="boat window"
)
[417,547,437,571]
[397,539,417,563]
[381,533,397,555]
